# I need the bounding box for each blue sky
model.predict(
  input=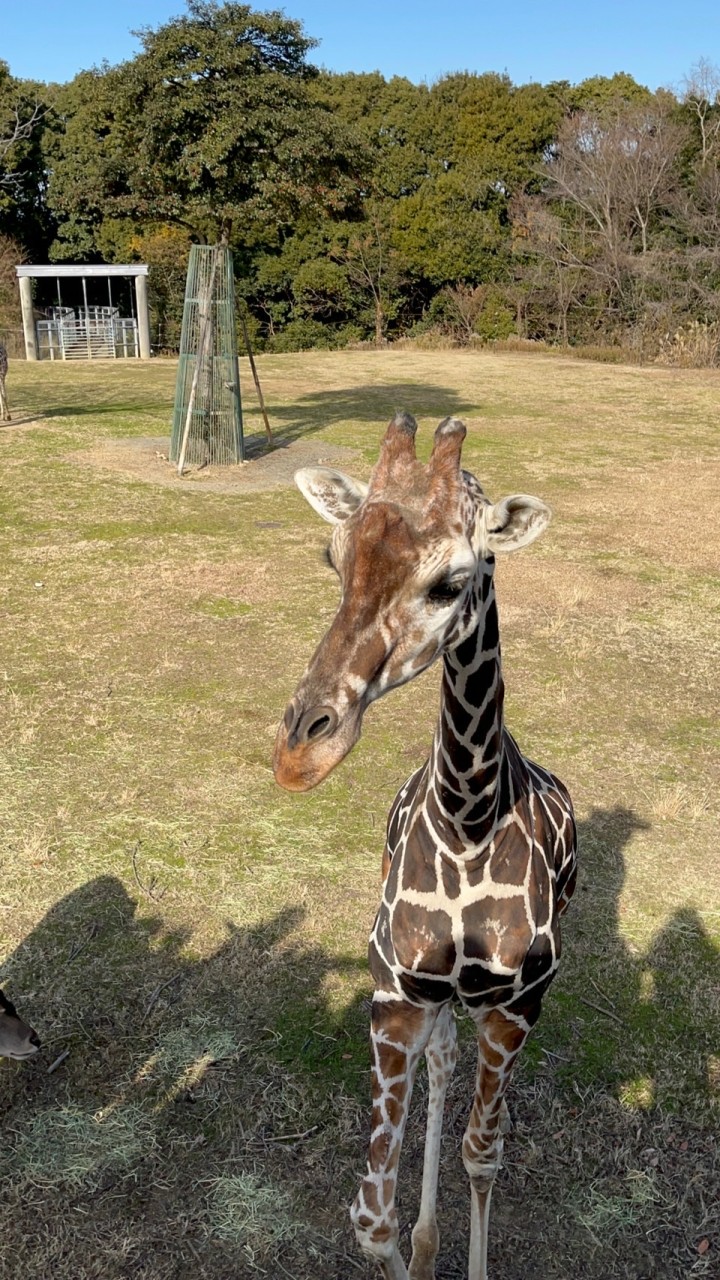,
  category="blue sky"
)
[3,1,719,90]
